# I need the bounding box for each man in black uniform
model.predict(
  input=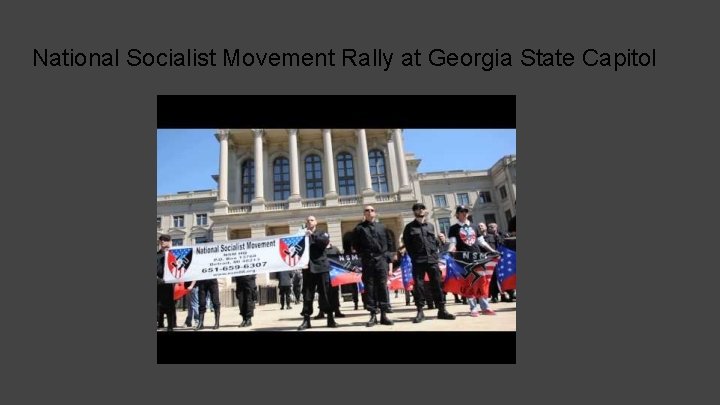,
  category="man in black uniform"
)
[156,234,176,332]
[352,205,395,327]
[234,275,256,327]
[196,276,221,330]
[298,215,338,330]
[314,242,347,320]
[403,203,456,323]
